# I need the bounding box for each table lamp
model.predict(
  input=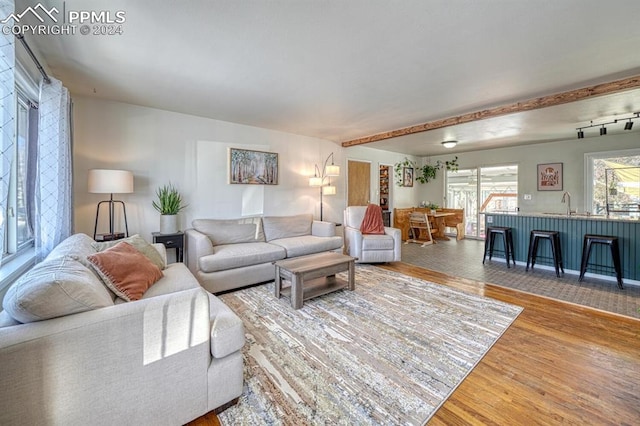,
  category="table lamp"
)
[88,169,133,240]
